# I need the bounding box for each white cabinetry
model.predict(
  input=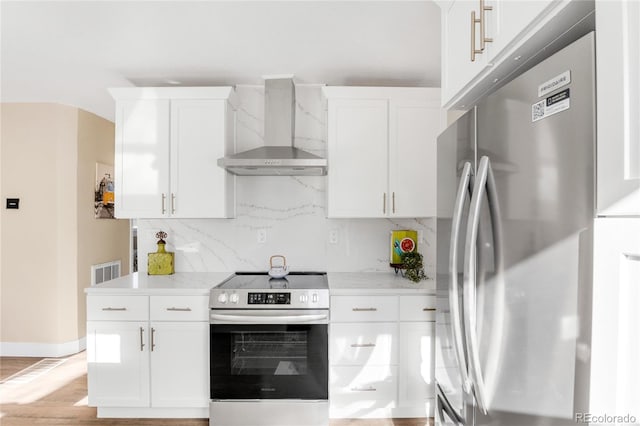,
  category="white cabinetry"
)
[329,293,435,419]
[595,0,640,216]
[323,87,443,218]
[440,0,595,109]
[87,294,209,418]
[110,87,236,219]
